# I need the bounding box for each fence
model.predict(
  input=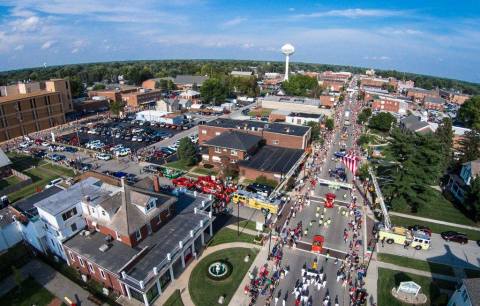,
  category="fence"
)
[0,169,32,197]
